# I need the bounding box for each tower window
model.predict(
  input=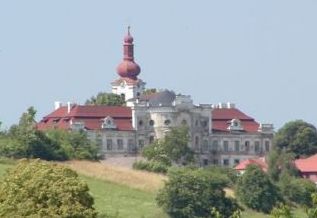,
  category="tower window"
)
[164,119,171,126]
[149,120,155,126]
[138,120,143,127]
